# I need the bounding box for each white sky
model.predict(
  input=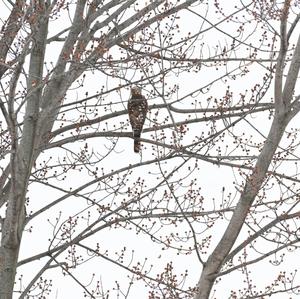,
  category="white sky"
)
[1,0,300,298]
